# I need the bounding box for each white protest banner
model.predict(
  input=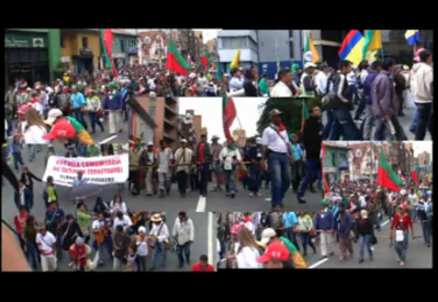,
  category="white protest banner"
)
[43,154,129,187]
